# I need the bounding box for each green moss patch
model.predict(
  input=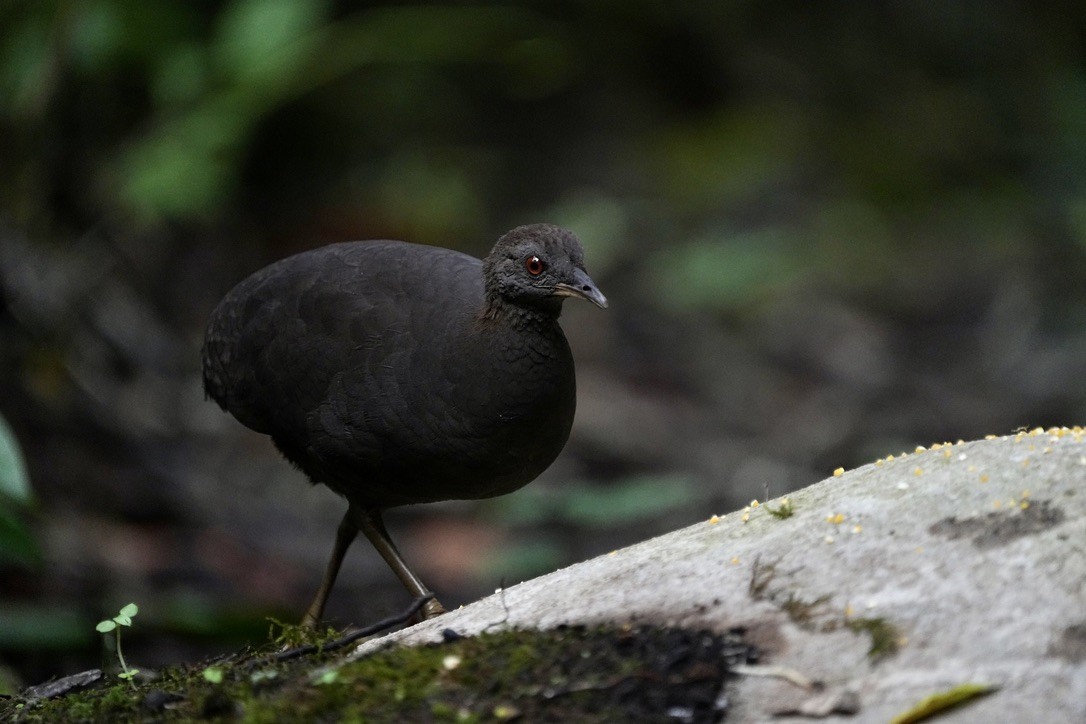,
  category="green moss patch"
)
[846,617,903,662]
[5,625,754,722]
